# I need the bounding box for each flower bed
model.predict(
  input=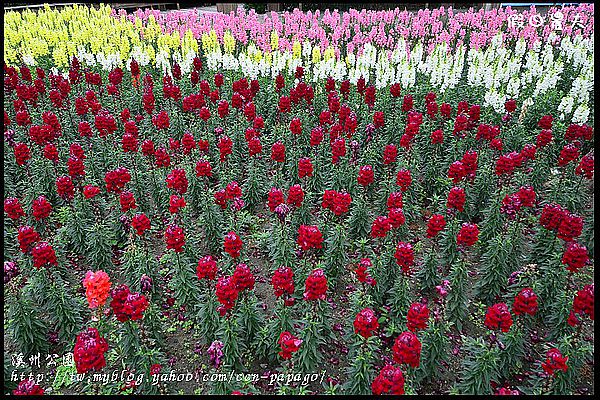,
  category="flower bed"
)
[3,3,594,396]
